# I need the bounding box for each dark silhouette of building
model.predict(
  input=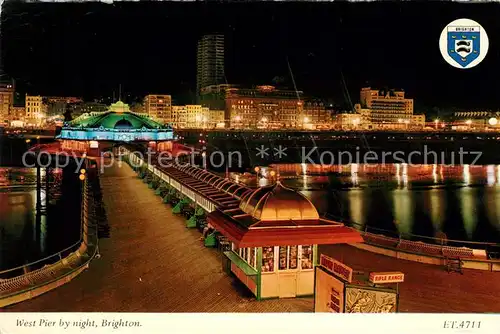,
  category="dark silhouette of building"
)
[196,34,225,100]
